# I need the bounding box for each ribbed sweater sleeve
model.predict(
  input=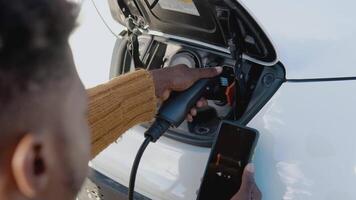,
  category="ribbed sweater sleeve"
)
[87,70,157,158]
